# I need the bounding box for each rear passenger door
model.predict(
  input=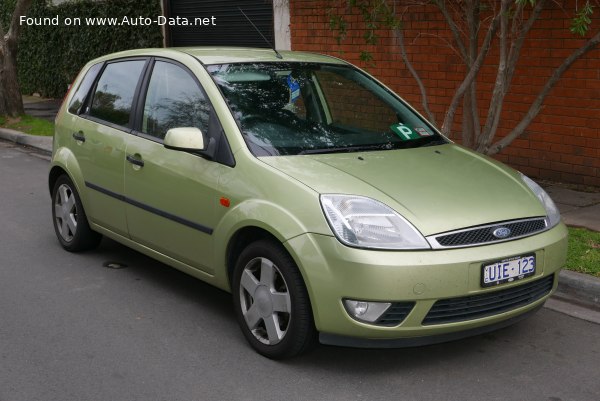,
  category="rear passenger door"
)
[123,59,225,274]
[75,59,148,237]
